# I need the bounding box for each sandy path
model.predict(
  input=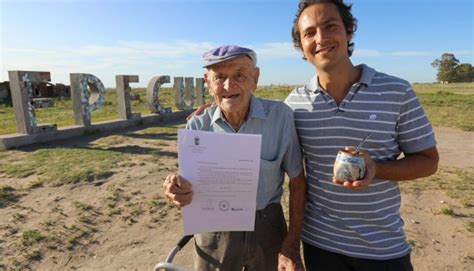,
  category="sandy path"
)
[433,127,474,169]
[0,125,472,271]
